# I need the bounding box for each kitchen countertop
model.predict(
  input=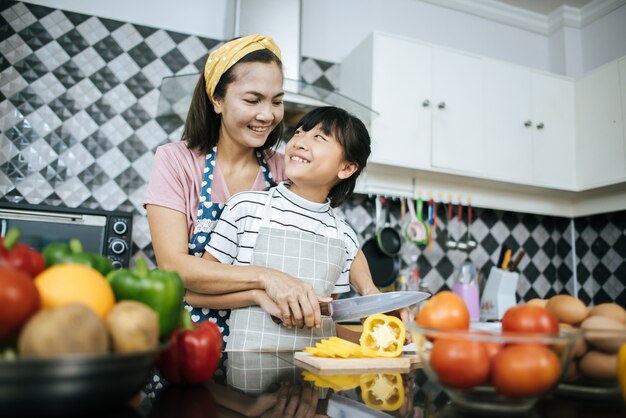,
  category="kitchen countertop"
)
[76,350,625,418]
